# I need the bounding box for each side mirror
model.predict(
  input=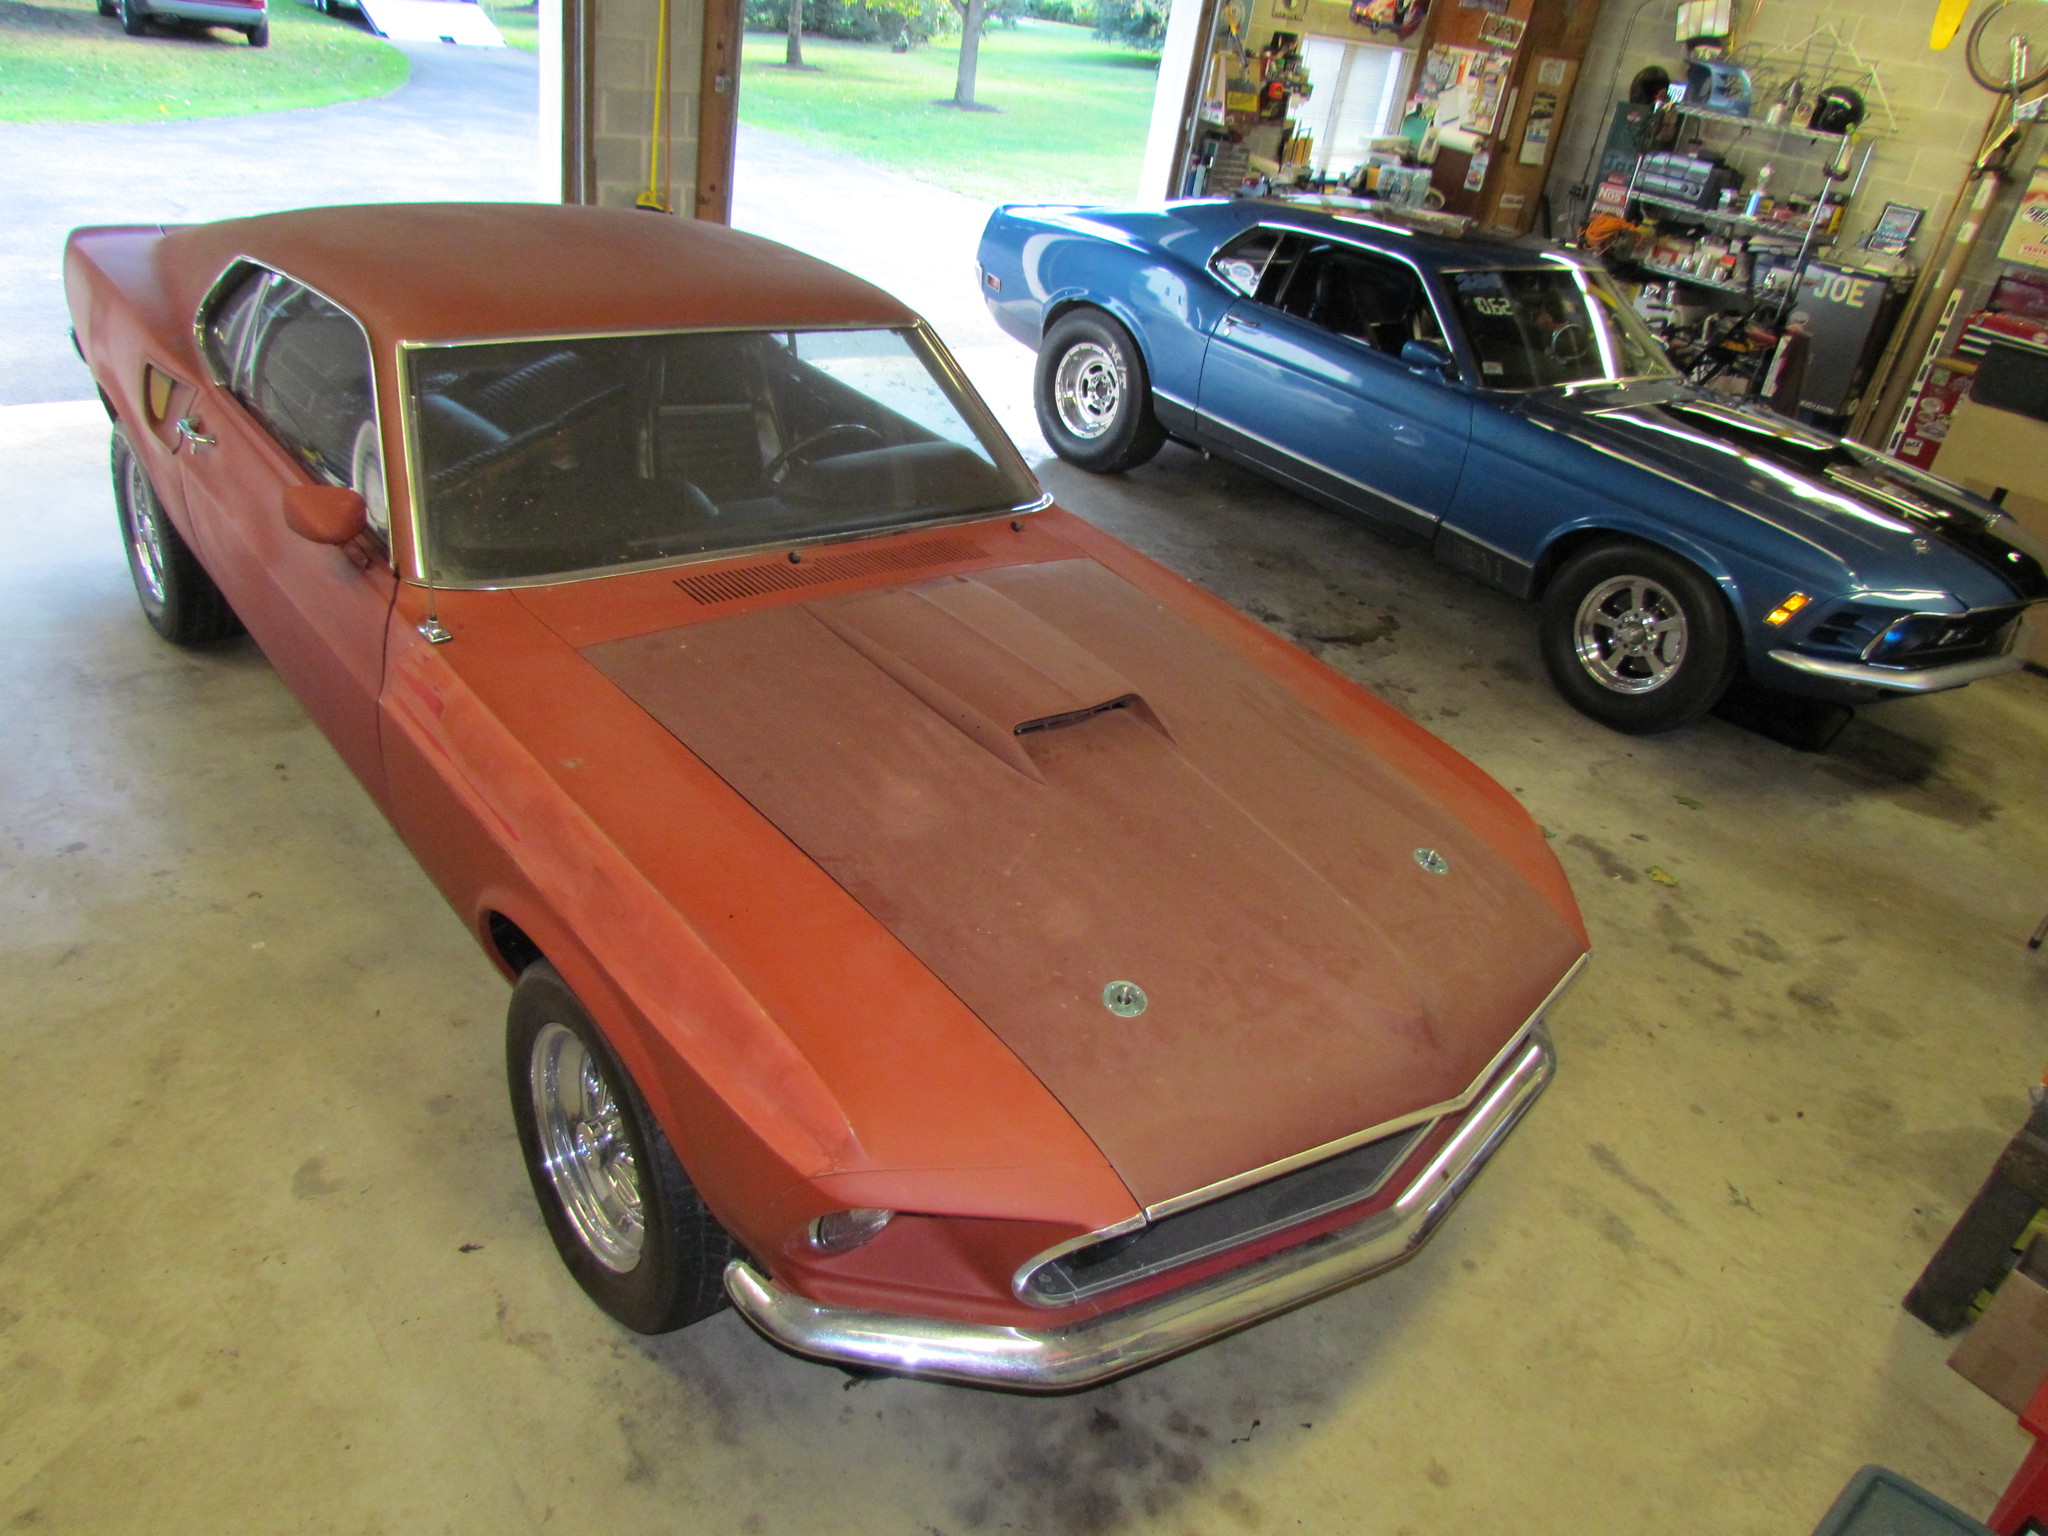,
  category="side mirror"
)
[282,484,367,546]
[1401,338,1456,379]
